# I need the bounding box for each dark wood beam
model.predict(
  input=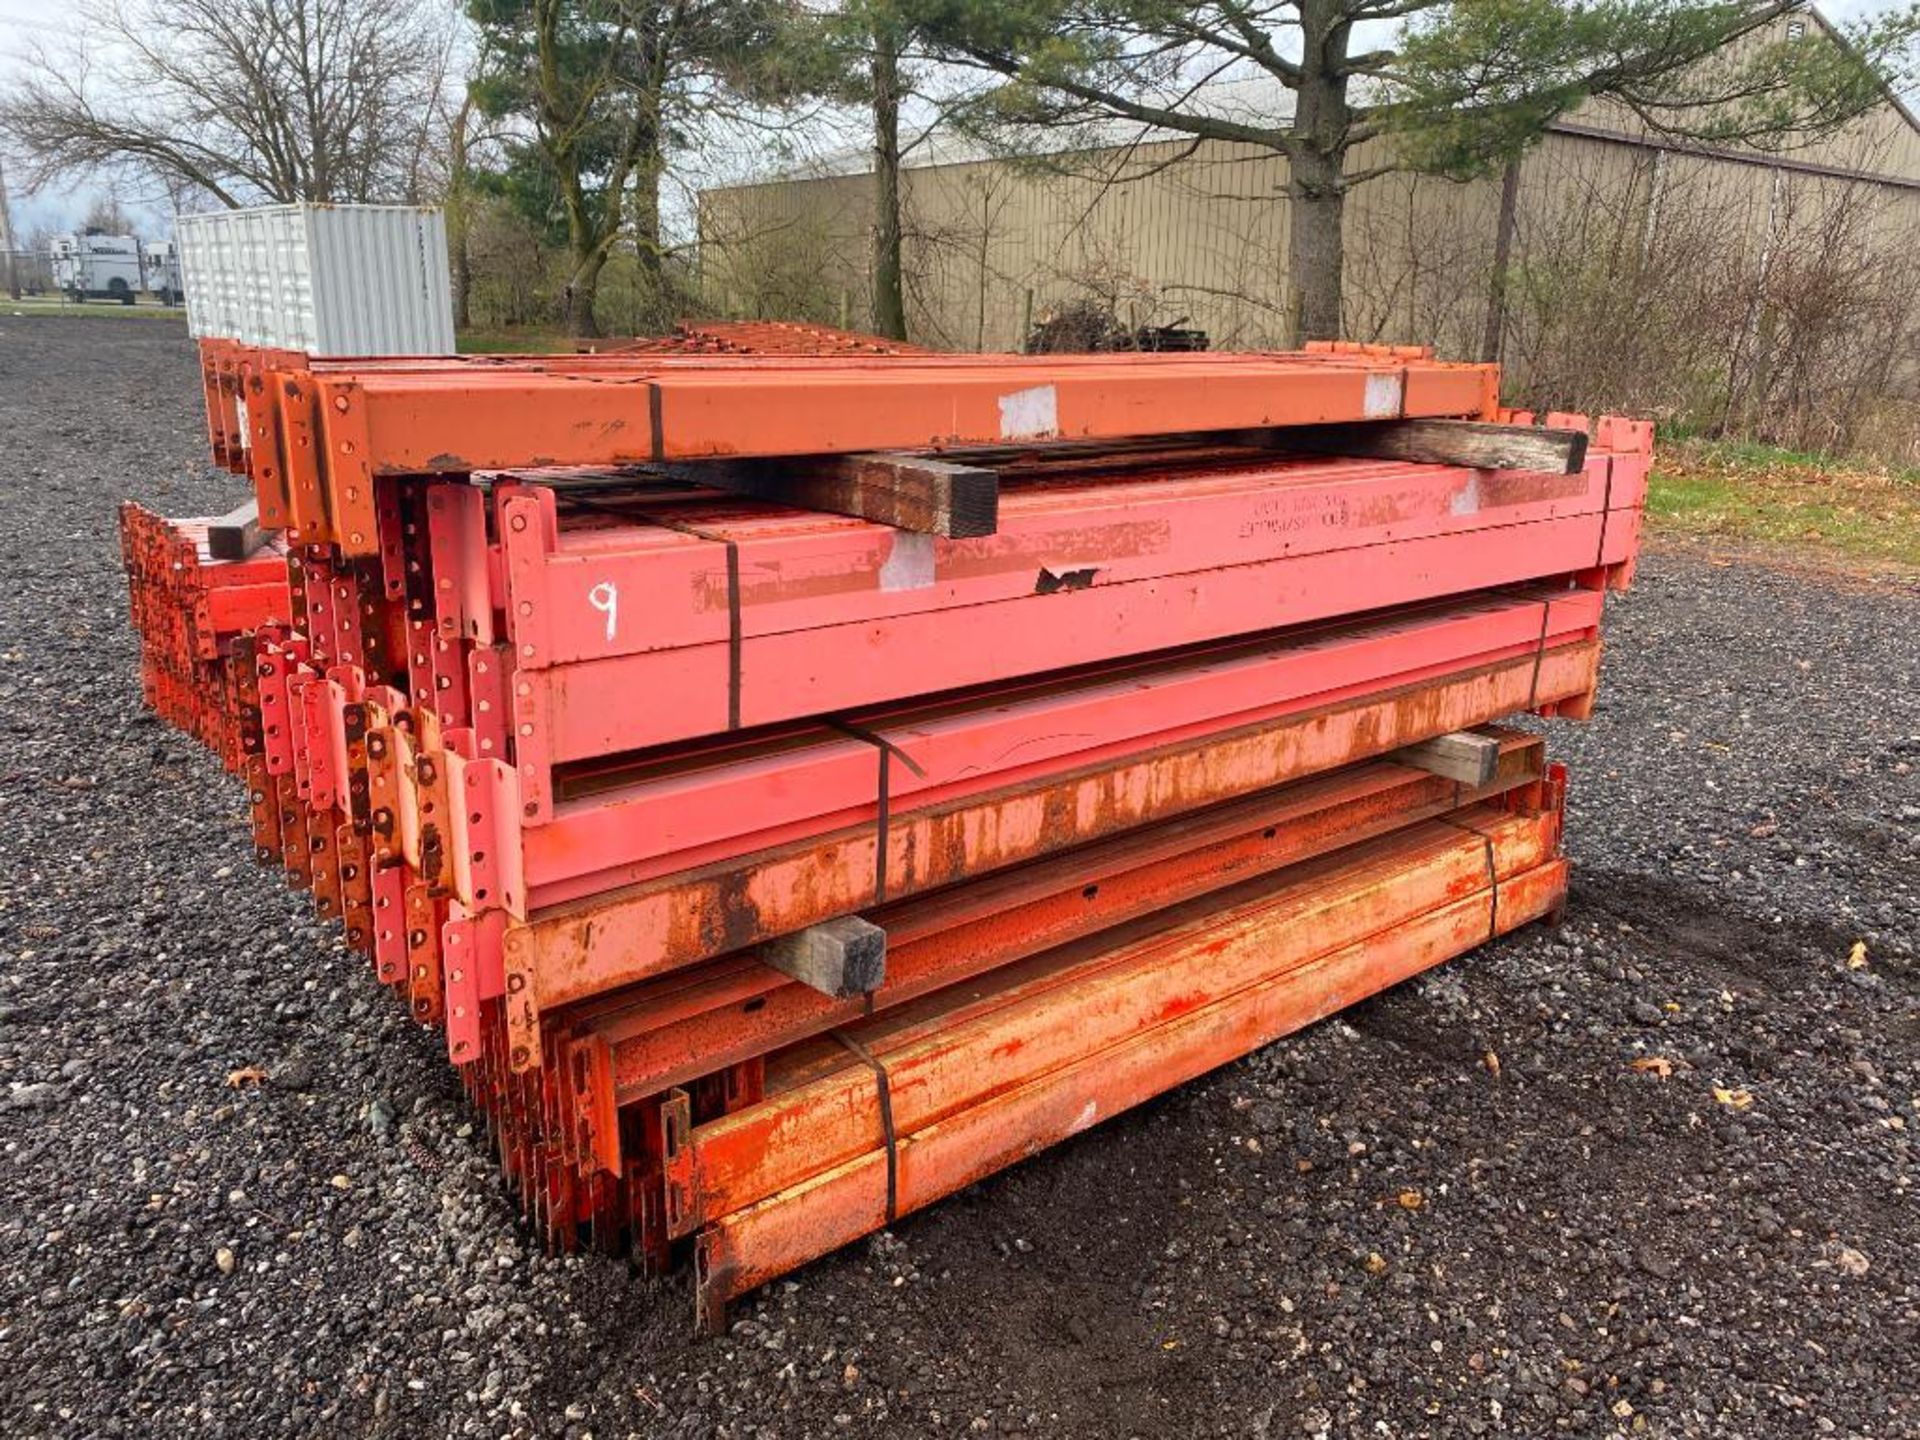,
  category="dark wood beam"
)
[760,916,887,998]
[661,452,999,537]
[1232,419,1589,475]
[205,499,263,561]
